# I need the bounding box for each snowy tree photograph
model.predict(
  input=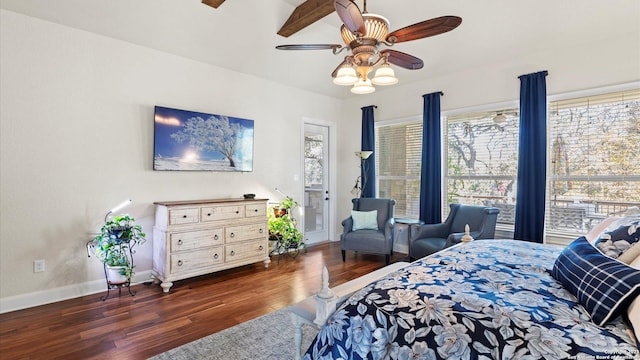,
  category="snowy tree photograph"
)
[153,106,254,171]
